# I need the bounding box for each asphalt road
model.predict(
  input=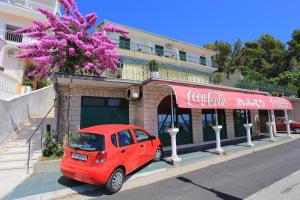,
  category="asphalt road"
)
[91,139,300,200]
